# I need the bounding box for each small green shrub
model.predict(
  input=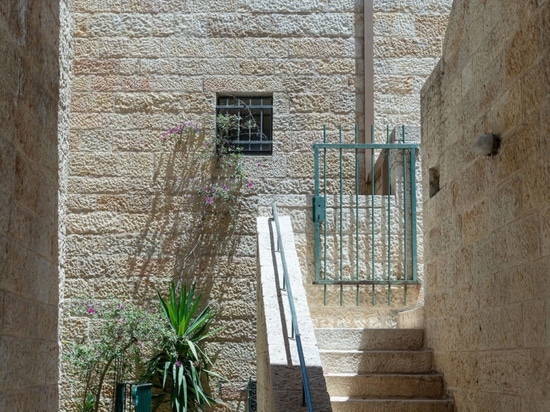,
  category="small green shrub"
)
[64,299,169,412]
